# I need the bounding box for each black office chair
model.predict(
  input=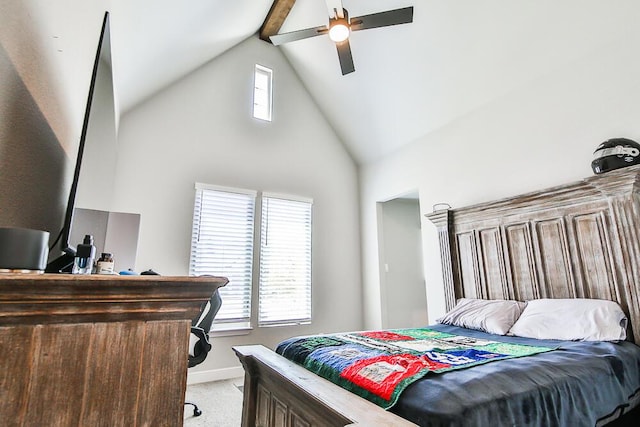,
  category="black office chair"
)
[185,289,222,417]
